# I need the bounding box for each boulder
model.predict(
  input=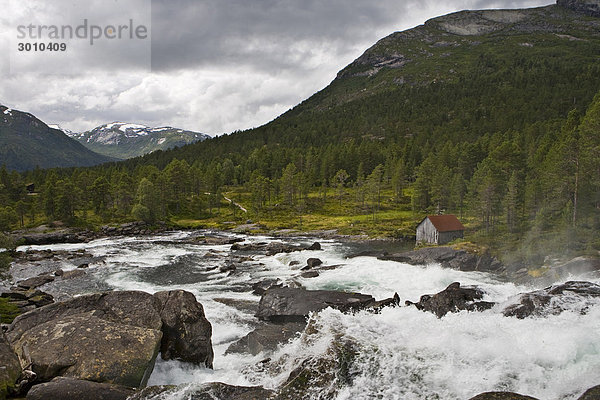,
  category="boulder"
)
[226,322,306,355]
[0,333,20,399]
[380,246,503,273]
[6,291,163,388]
[468,392,539,400]
[16,275,55,290]
[406,282,495,318]
[301,271,320,278]
[153,290,214,368]
[256,288,375,322]
[304,258,323,269]
[252,279,282,296]
[26,377,135,400]
[502,281,600,319]
[578,385,600,400]
[277,340,358,400]
[130,382,275,400]
[21,232,85,246]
